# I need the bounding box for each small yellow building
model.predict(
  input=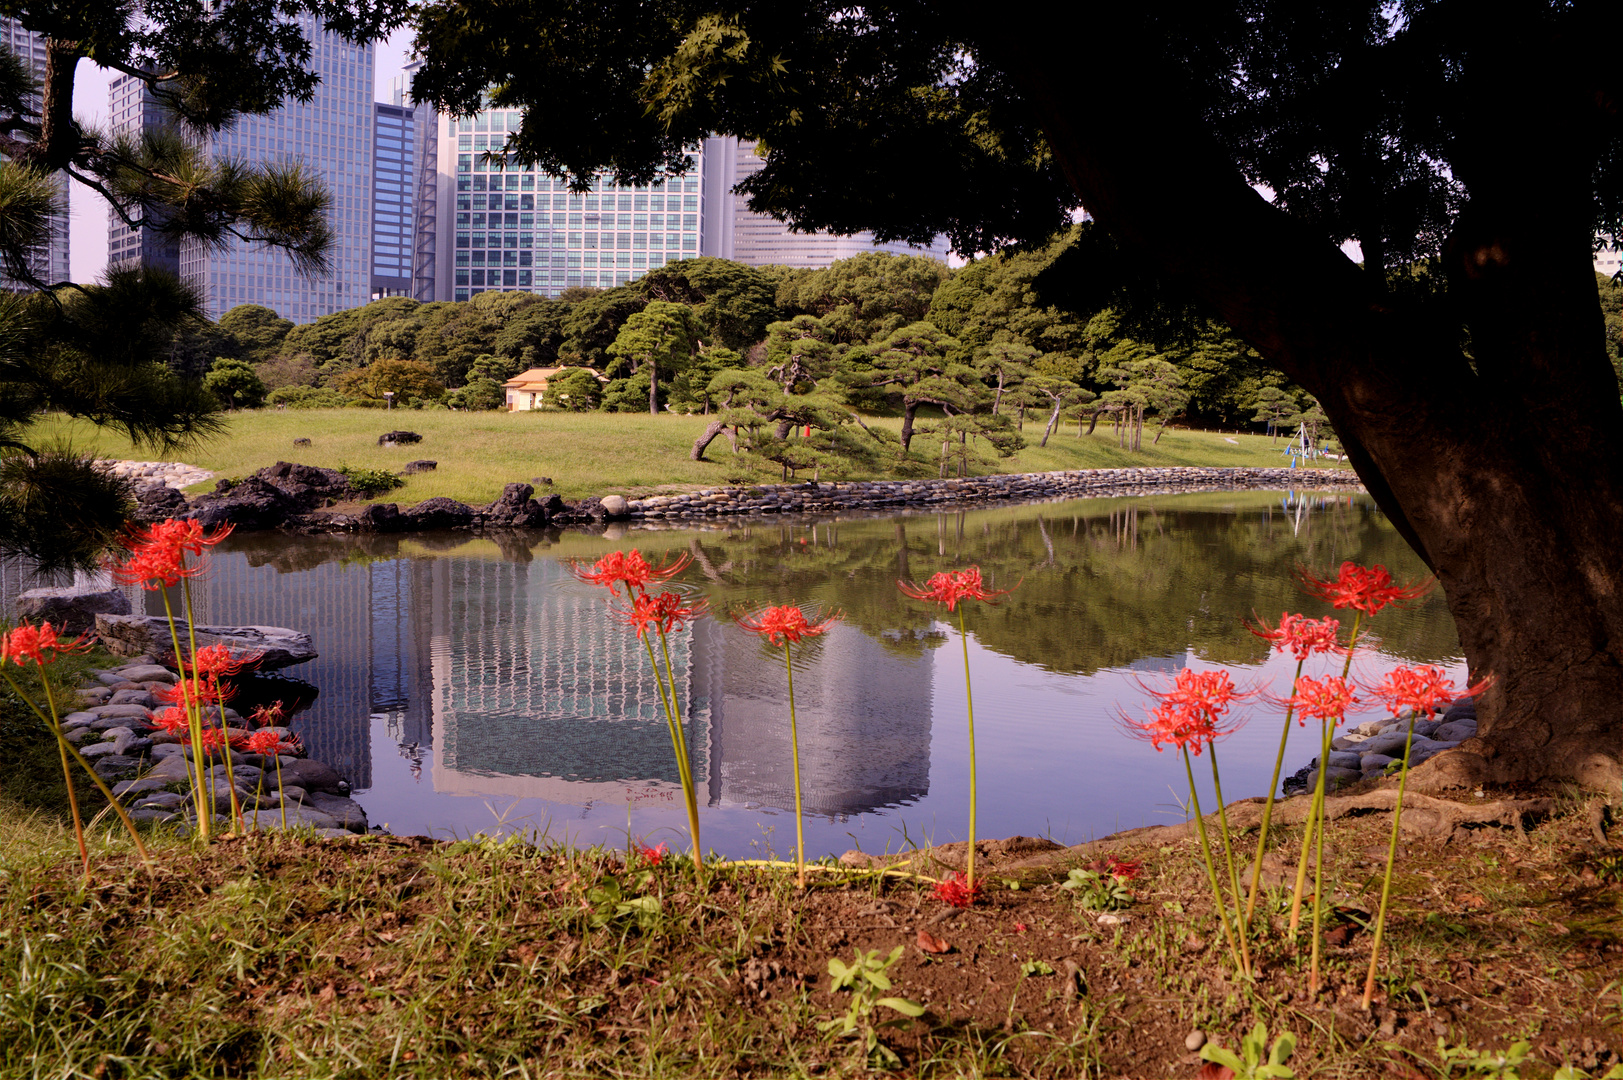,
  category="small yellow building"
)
[502,367,566,411]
